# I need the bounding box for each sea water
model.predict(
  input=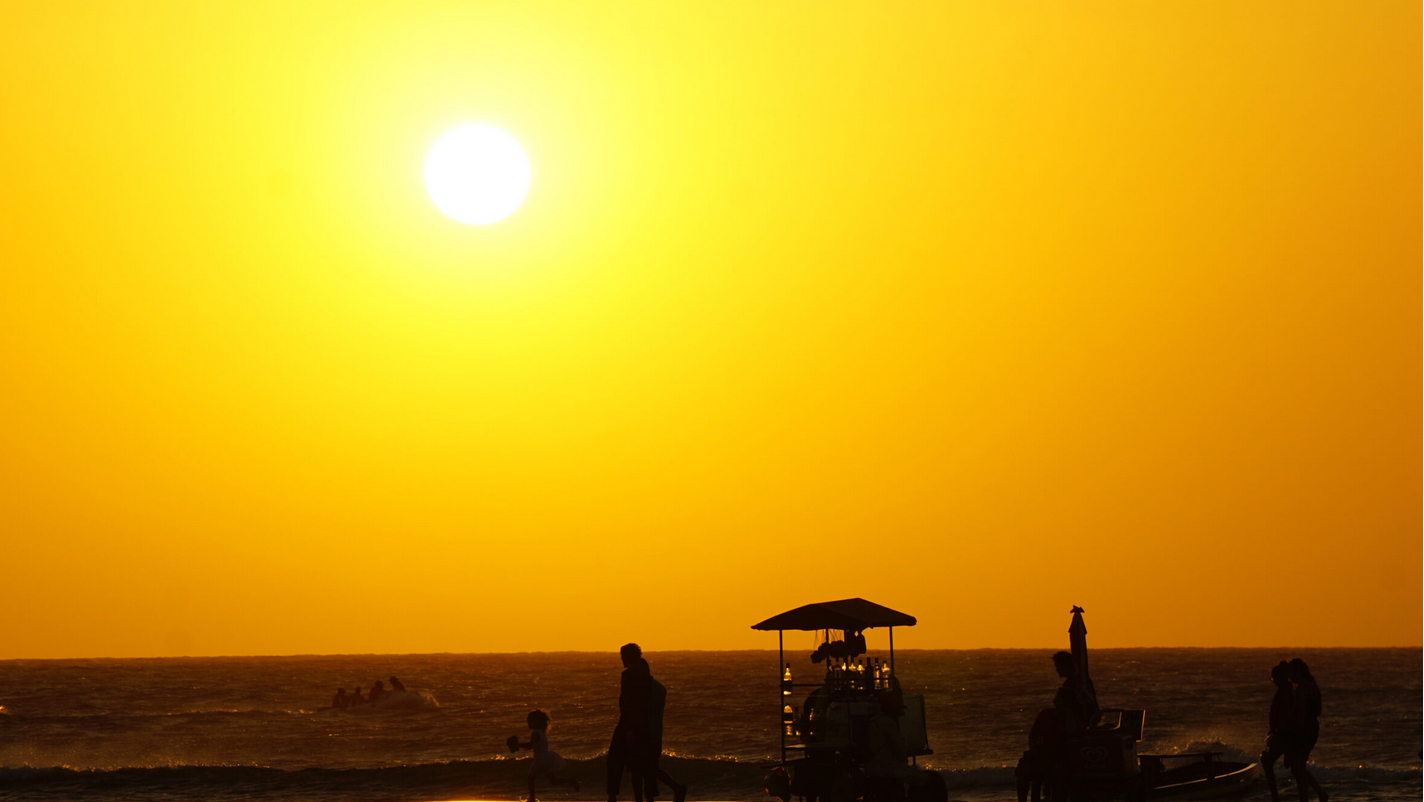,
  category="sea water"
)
[0,649,1417,801]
